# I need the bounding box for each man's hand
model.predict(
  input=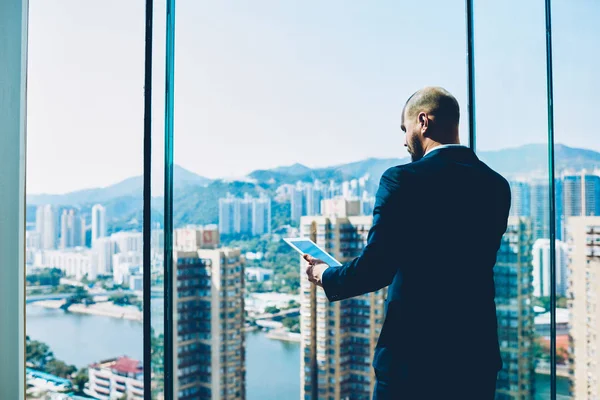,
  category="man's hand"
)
[304,254,329,287]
